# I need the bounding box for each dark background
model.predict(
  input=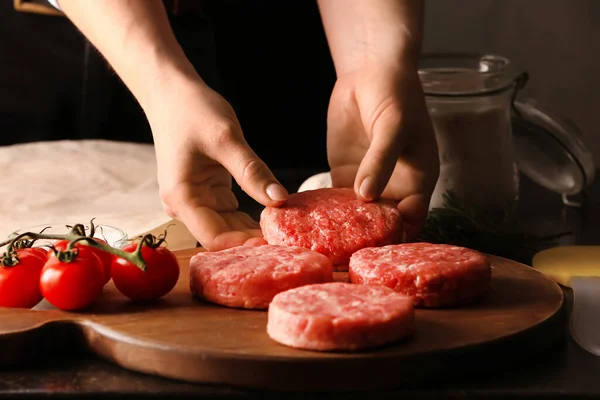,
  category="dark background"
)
[1,0,597,171]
